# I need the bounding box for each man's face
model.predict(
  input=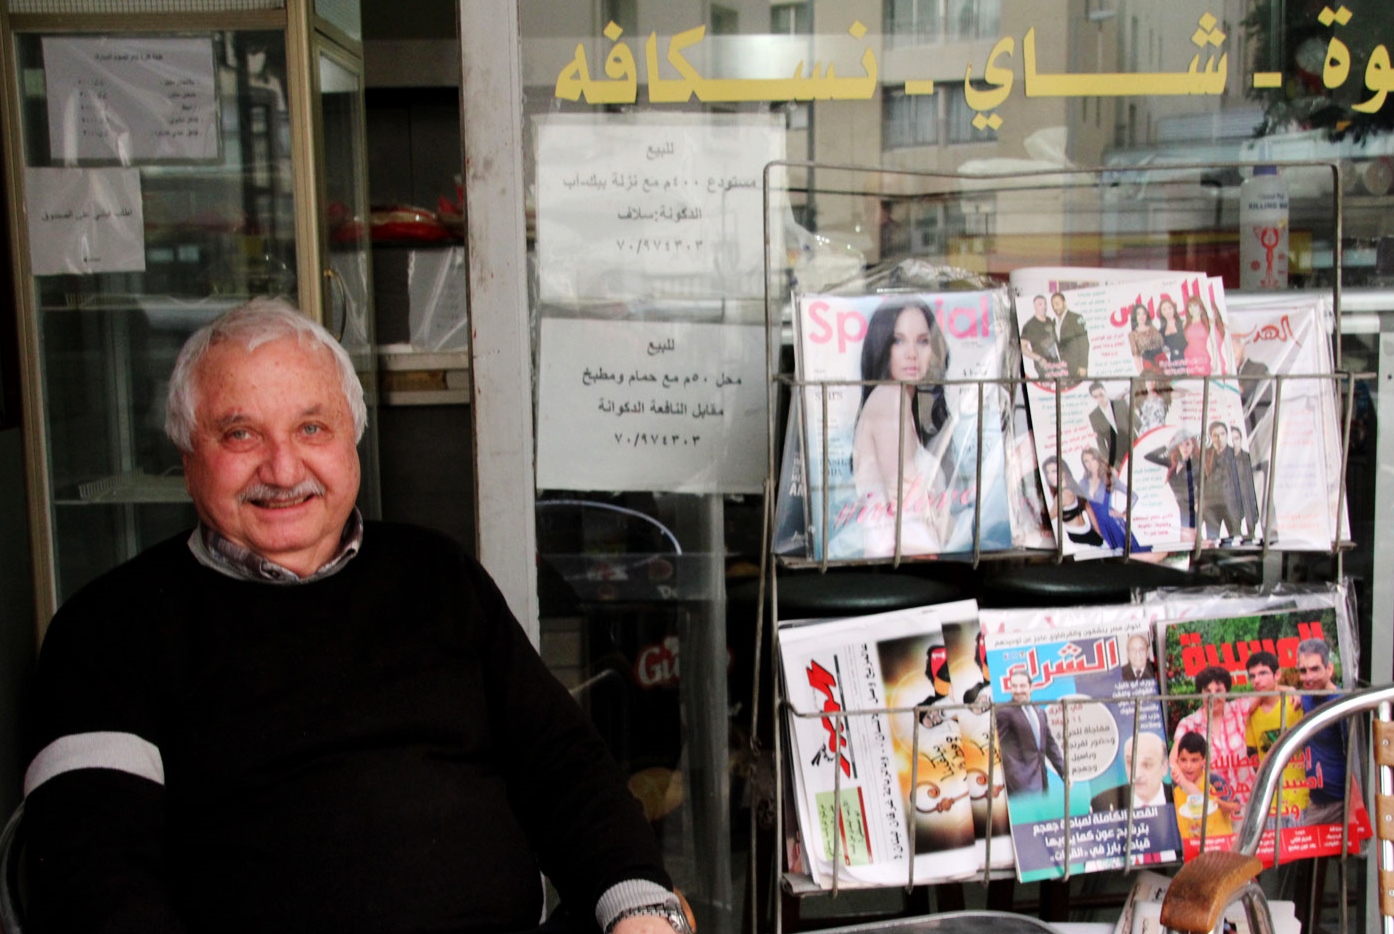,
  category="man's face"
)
[1051,294,1066,316]
[1127,735,1167,801]
[1033,296,1048,319]
[1009,674,1032,705]
[1210,425,1227,449]
[1127,637,1149,672]
[1247,664,1277,693]
[182,336,361,577]
[1297,652,1335,691]
[1176,748,1205,785]
[1091,387,1108,409]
